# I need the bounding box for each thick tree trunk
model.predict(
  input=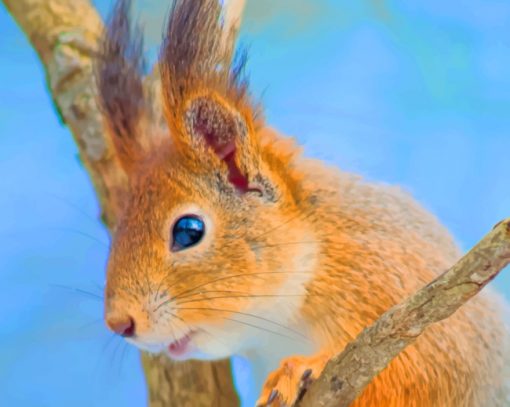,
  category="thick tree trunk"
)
[142,355,240,407]
[2,0,240,405]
